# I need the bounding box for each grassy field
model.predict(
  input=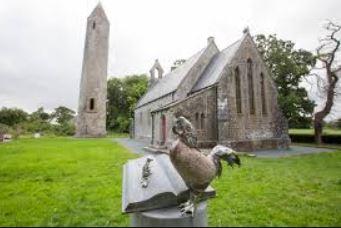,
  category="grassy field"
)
[0,138,340,226]
[289,128,341,136]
